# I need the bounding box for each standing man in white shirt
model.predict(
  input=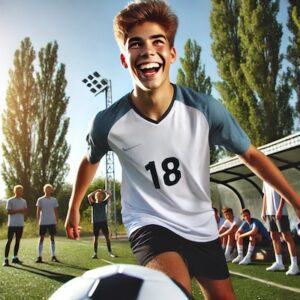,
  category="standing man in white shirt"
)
[261,181,299,275]
[36,184,59,263]
[2,185,27,266]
